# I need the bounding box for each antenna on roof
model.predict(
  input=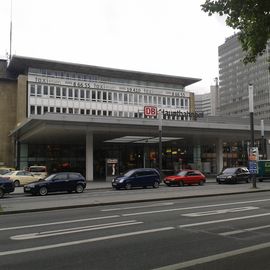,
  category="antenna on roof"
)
[9,0,13,61]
